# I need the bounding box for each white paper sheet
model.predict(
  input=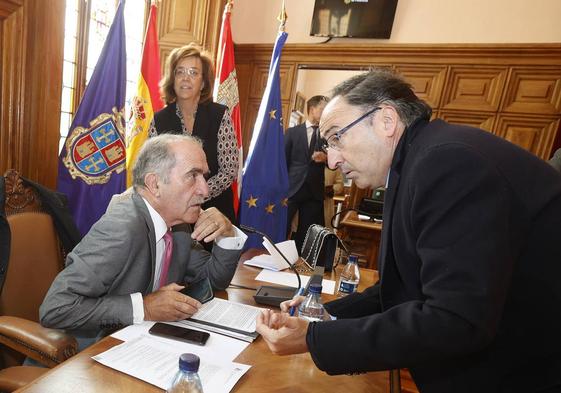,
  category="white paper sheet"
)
[255,269,336,295]
[111,321,249,363]
[243,254,286,271]
[243,238,298,271]
[93,335,250,393]
[190,298,261,334]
